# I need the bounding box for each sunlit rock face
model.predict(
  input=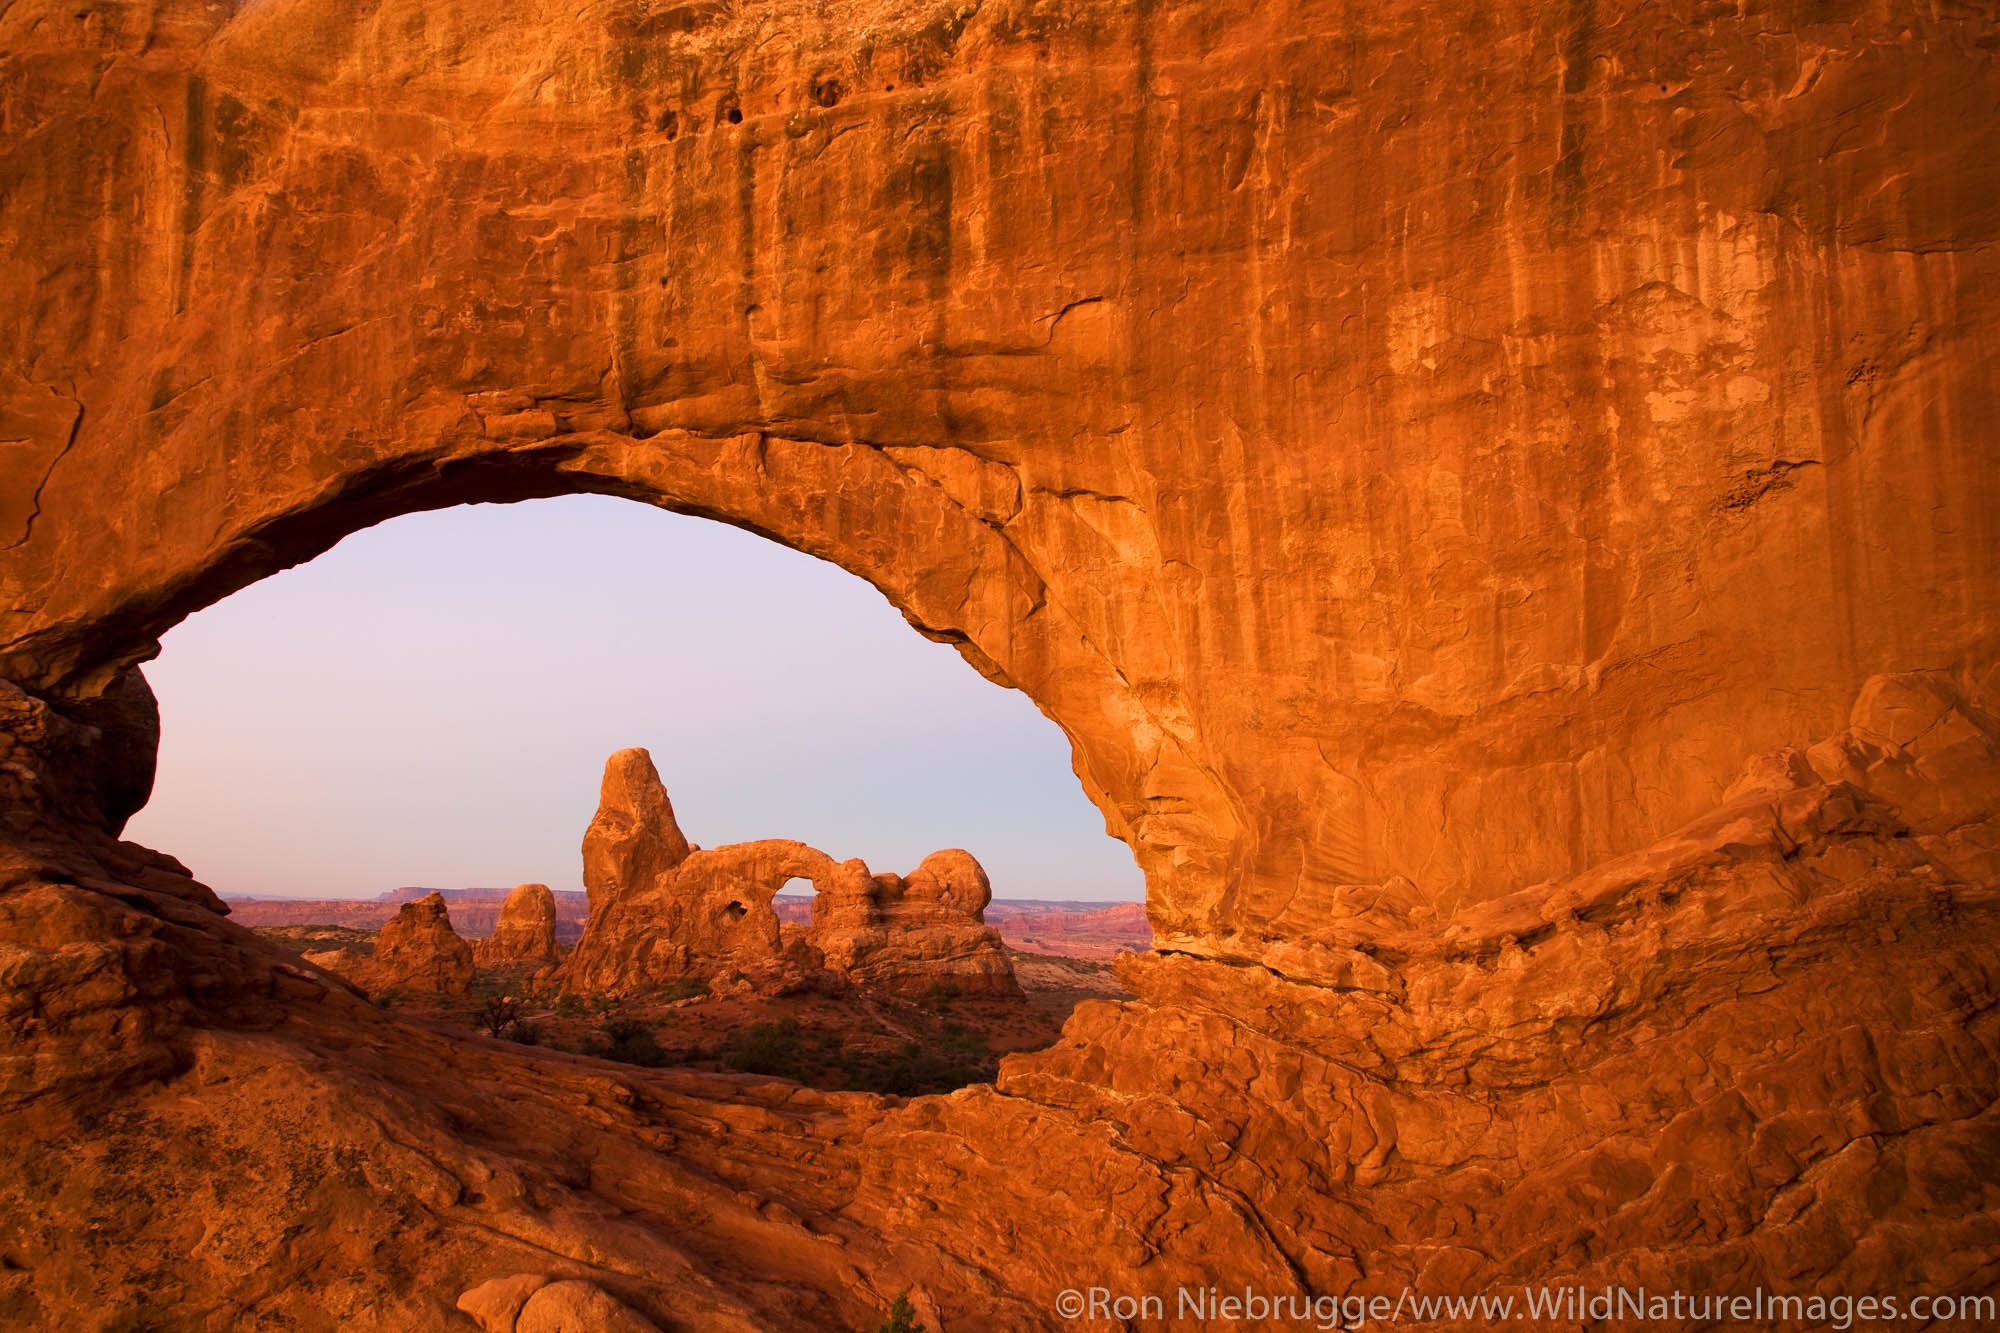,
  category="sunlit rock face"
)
[811,847,1020,997]
[2,0,1998,1326]
[559,748,1018,997]
[473,883,562,970]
